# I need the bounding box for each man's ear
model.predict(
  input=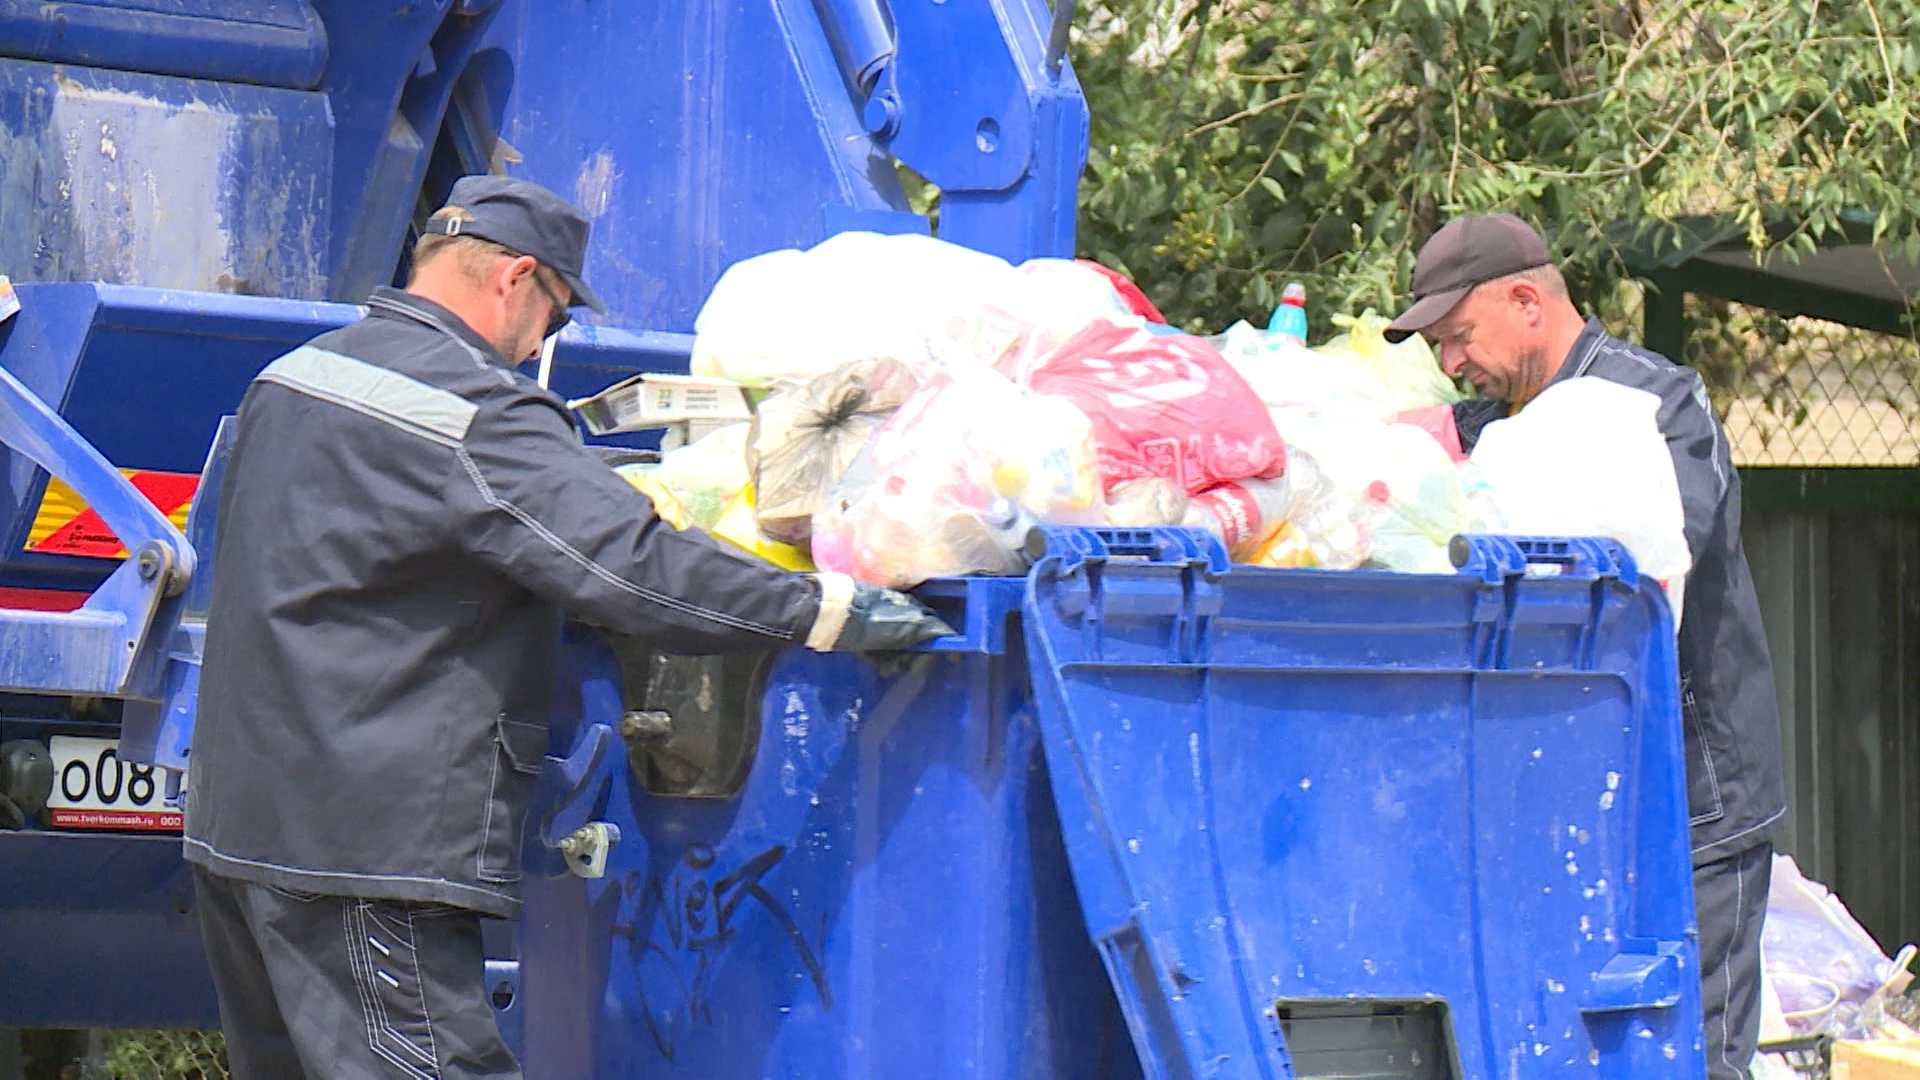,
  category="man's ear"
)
[494,254,538,298]
[1508,279,1545,321]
